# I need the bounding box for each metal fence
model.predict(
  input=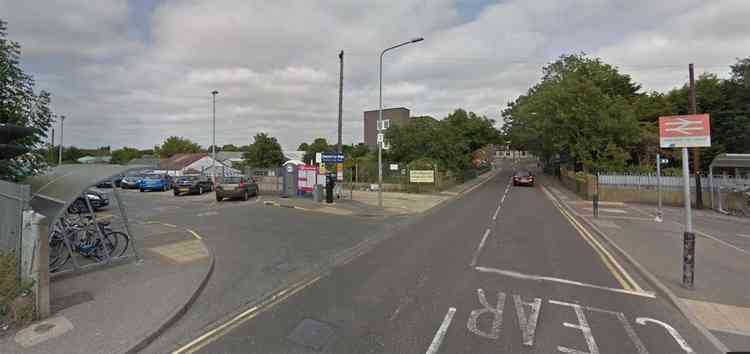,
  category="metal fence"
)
[598,173,750,191]
[0,180,31,273]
